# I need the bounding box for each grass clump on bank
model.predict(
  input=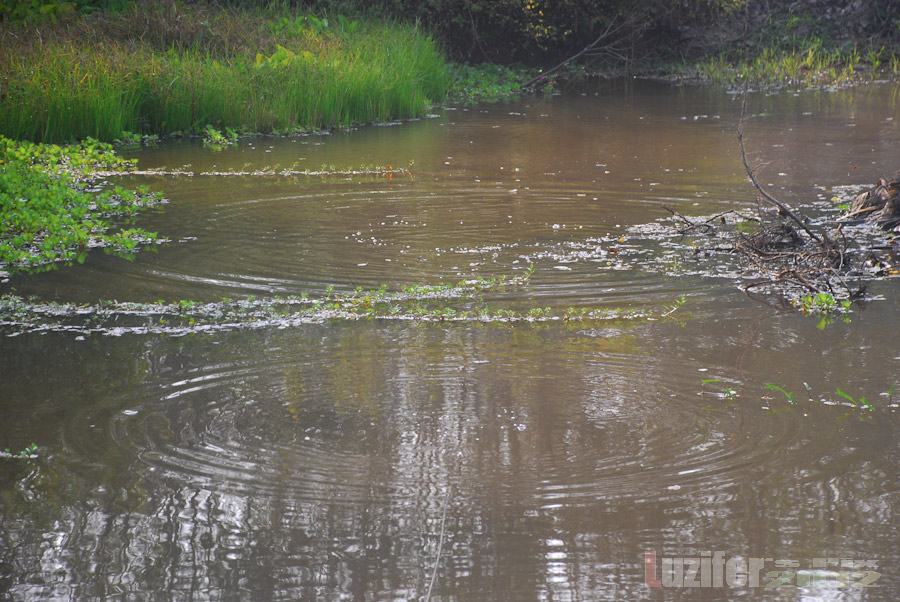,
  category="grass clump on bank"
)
[0,136,163,273]
[693,43,900,87]
[0,4,450,142]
